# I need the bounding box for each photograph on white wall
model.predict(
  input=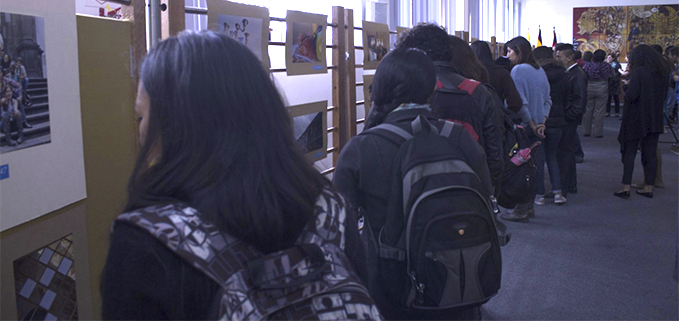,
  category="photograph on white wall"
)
[207,0,270,69]
[75,0,124,19]
[285,10,327,76]
[288,101,327,162]
[1,12,50,154]
[1,0,87,232]
[362,21,390,70]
